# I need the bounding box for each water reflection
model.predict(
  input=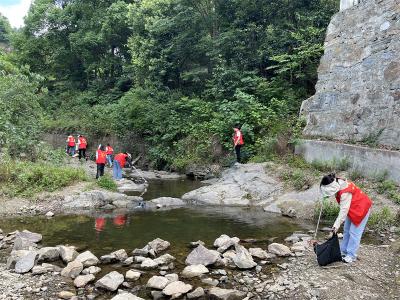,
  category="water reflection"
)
[95,214,128,232]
